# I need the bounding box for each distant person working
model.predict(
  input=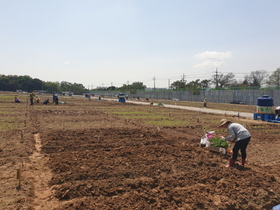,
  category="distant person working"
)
[275,106,280,118]
[43,98,50,104]
[15,97,21,103]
